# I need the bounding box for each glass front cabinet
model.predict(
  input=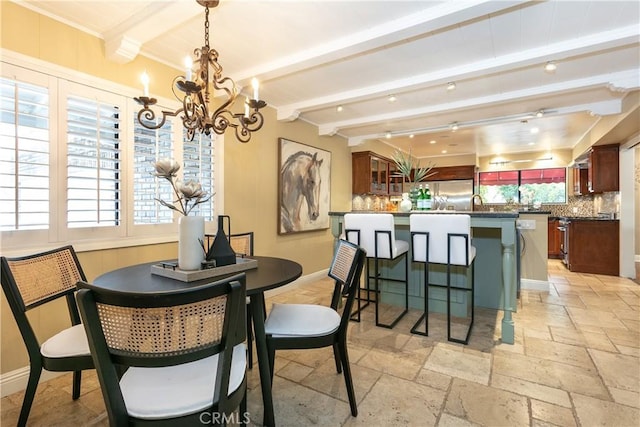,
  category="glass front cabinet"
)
[352,151,401,196]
